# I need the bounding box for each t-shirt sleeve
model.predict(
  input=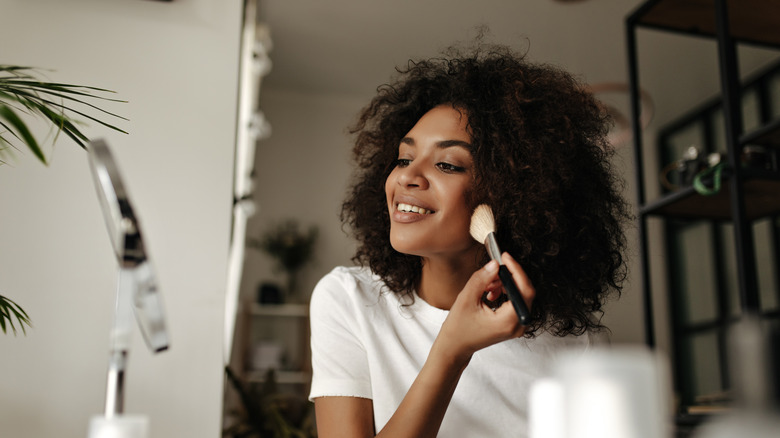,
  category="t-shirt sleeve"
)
[308,268,373,401]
